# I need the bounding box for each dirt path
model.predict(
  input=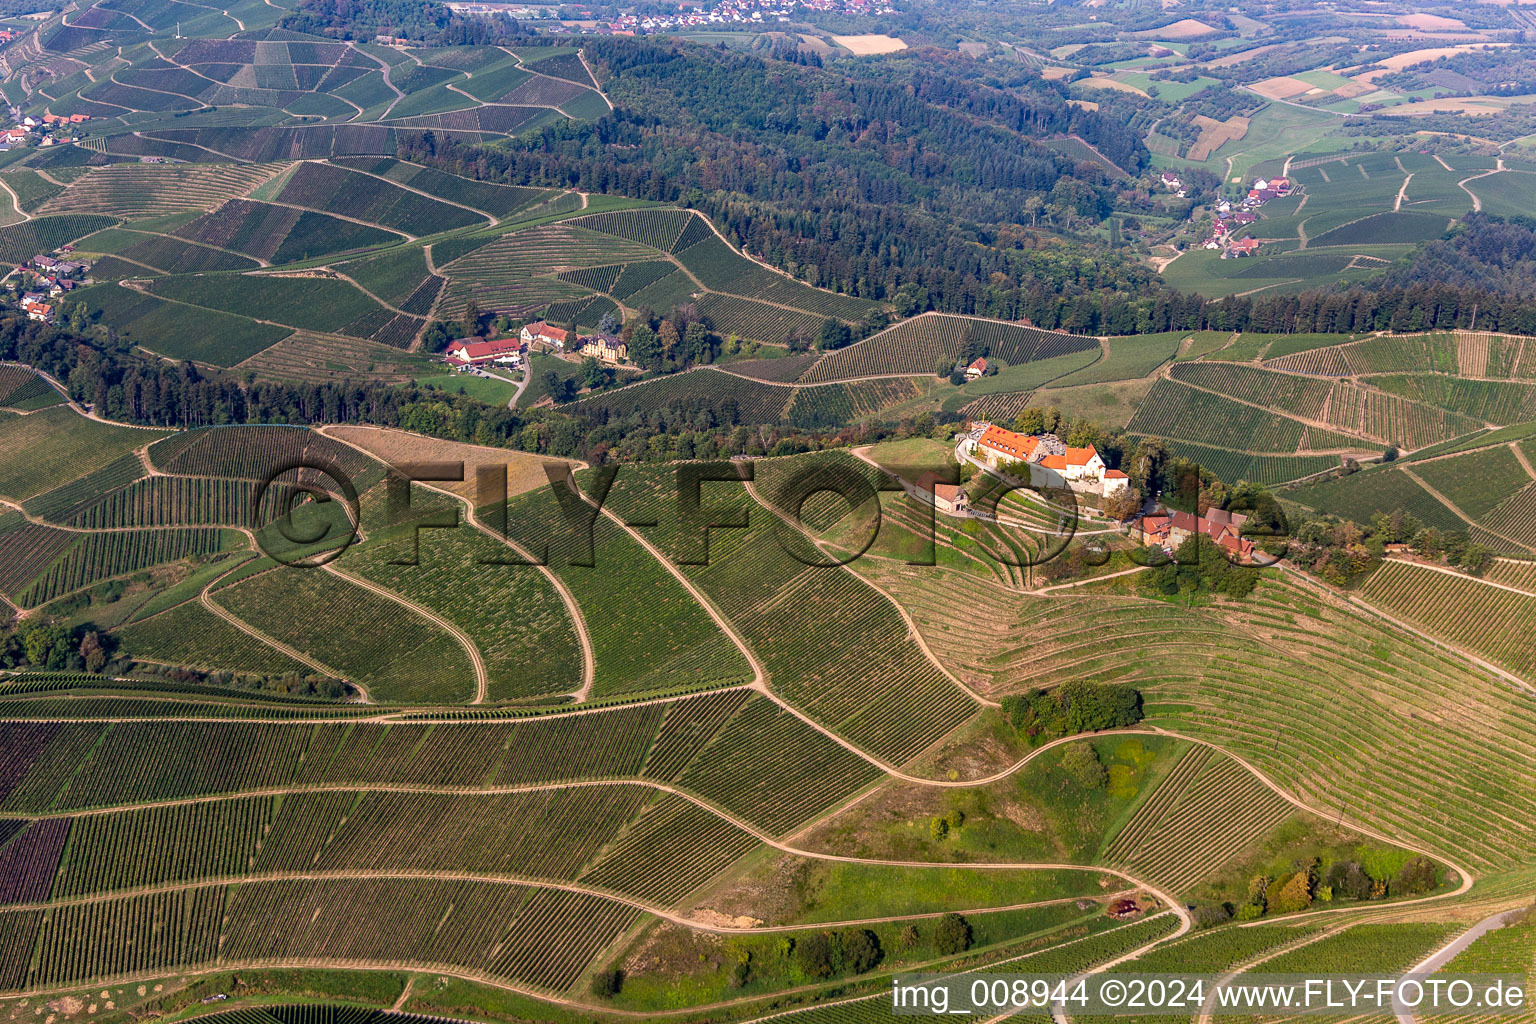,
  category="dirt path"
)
[1511,440,1536,481]
[0,176,31,223]
[323,561,488,704]
[1036,564,1148,593]
[1395,172,1414,212]
[1399,466,1534,554]
[1458,167,1503,212]
[577,49,613,111]
[199,566,369,701]
[315,425,597,702]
